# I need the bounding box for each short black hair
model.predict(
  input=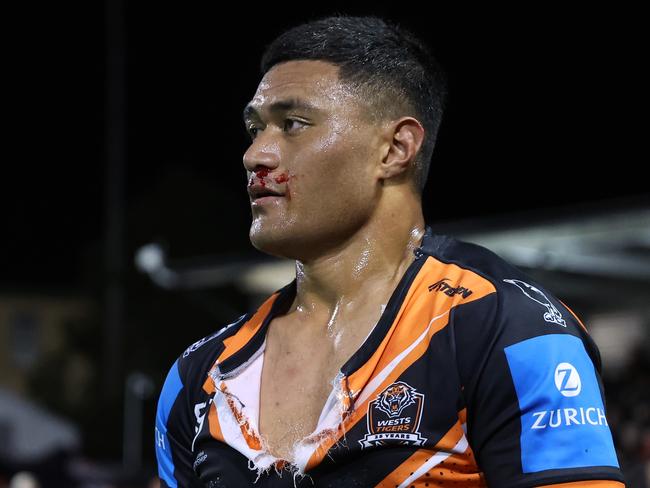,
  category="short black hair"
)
[260,15,447,193]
